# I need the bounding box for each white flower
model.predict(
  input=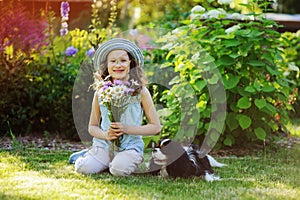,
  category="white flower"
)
[112,85,122,94]
[61,16,69,21]
[201,13,208,19]
[61,22,68,28]
[130,79,139,86]
[231,13,242,20]
[191,5,205,13]
[288,62,299,71]
[243,15,255,21]
[190,13,199,20]
[218,0,232,5]
[225,25,241,34]
[283,70,290,77]
[207,9,226,19]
